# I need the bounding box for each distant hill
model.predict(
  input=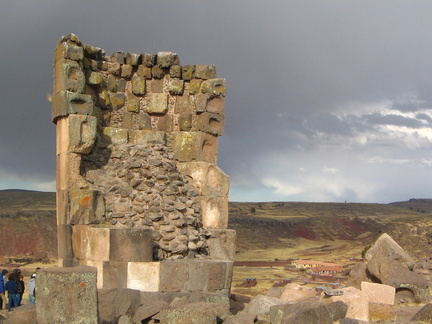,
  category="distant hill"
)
[0,190,431,262]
